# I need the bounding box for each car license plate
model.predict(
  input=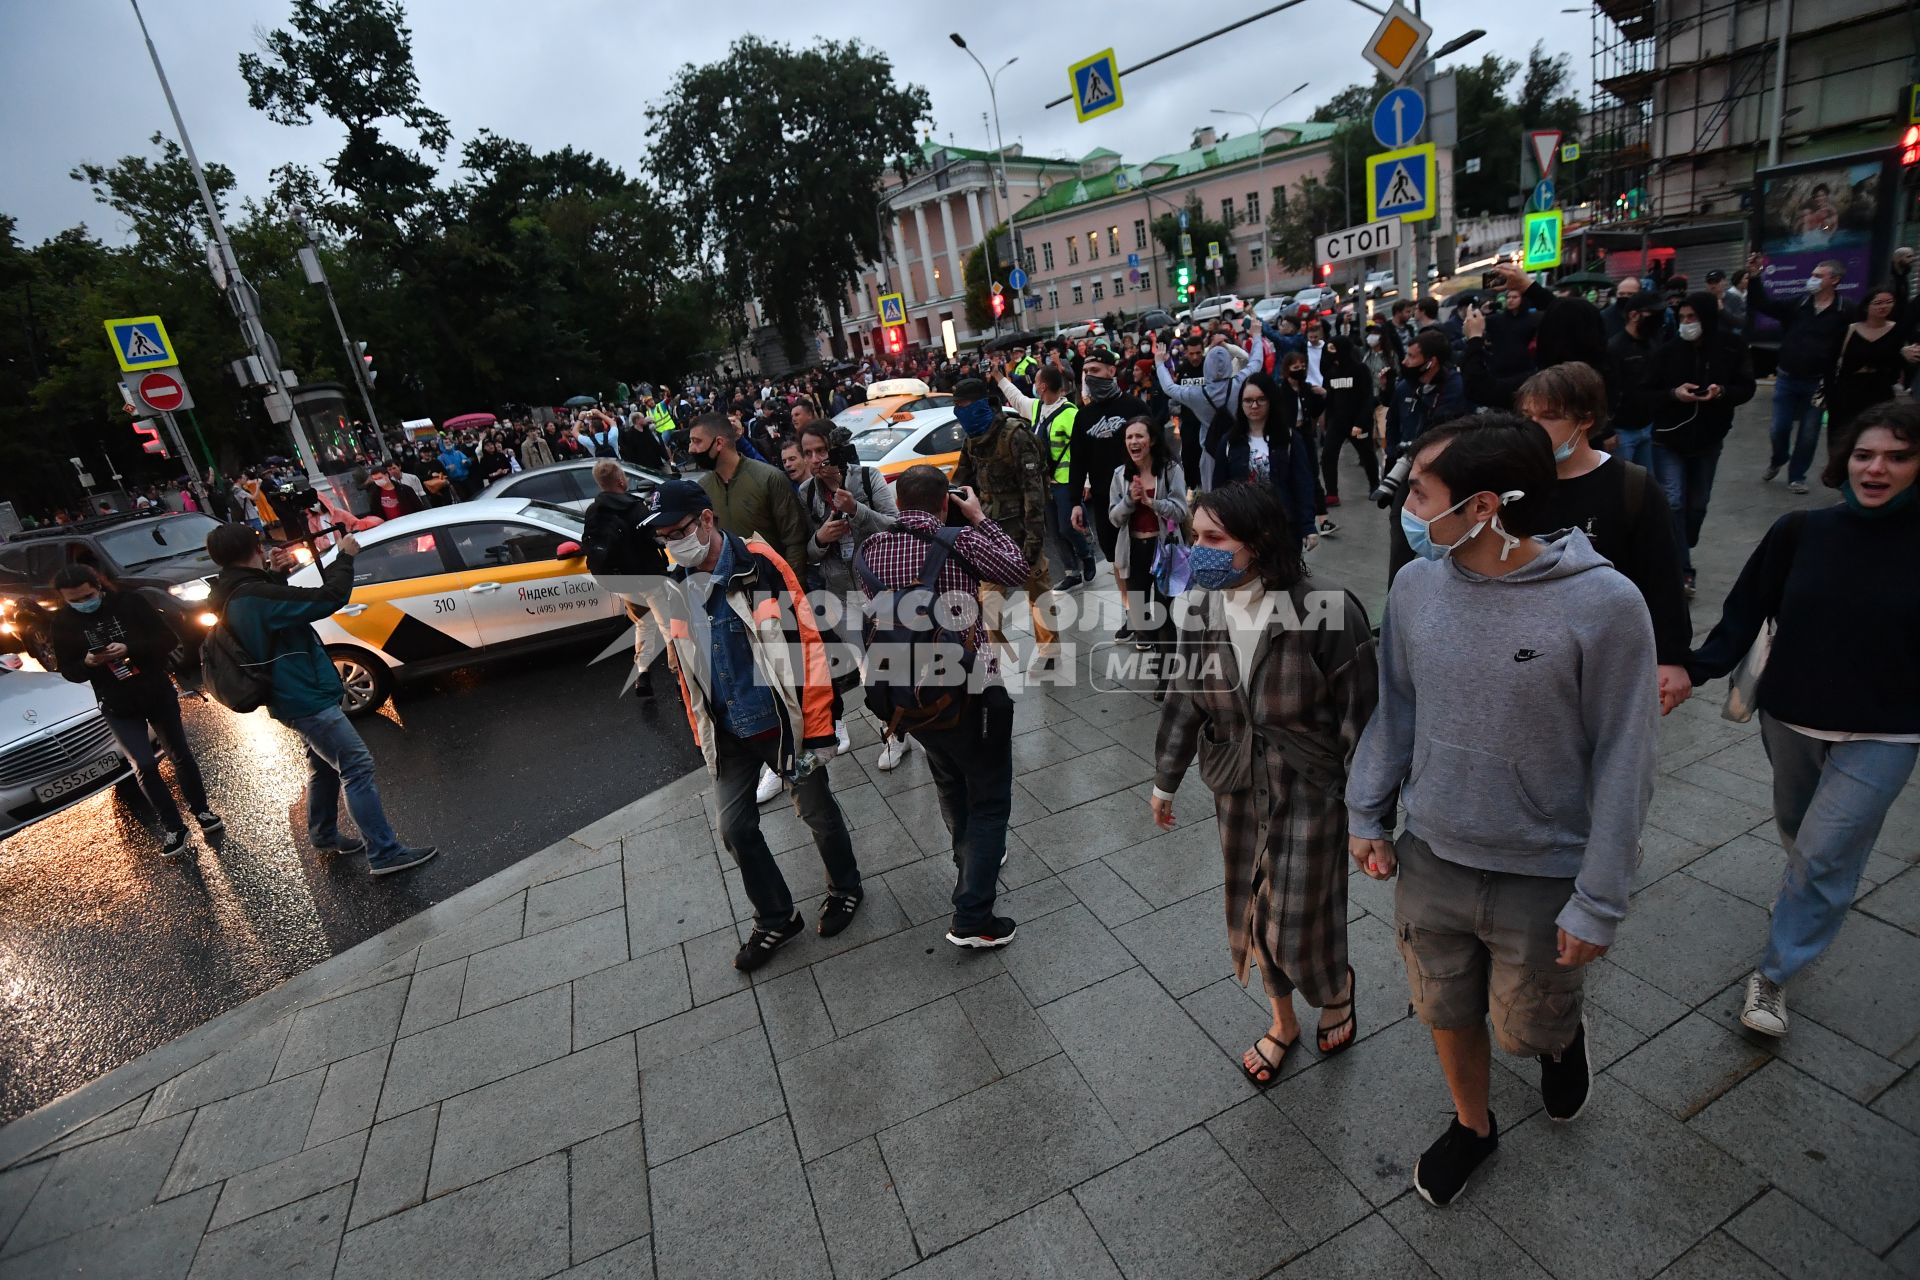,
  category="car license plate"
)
[34,753,124,803]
